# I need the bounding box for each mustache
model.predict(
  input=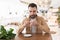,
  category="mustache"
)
[29,15,37,19]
